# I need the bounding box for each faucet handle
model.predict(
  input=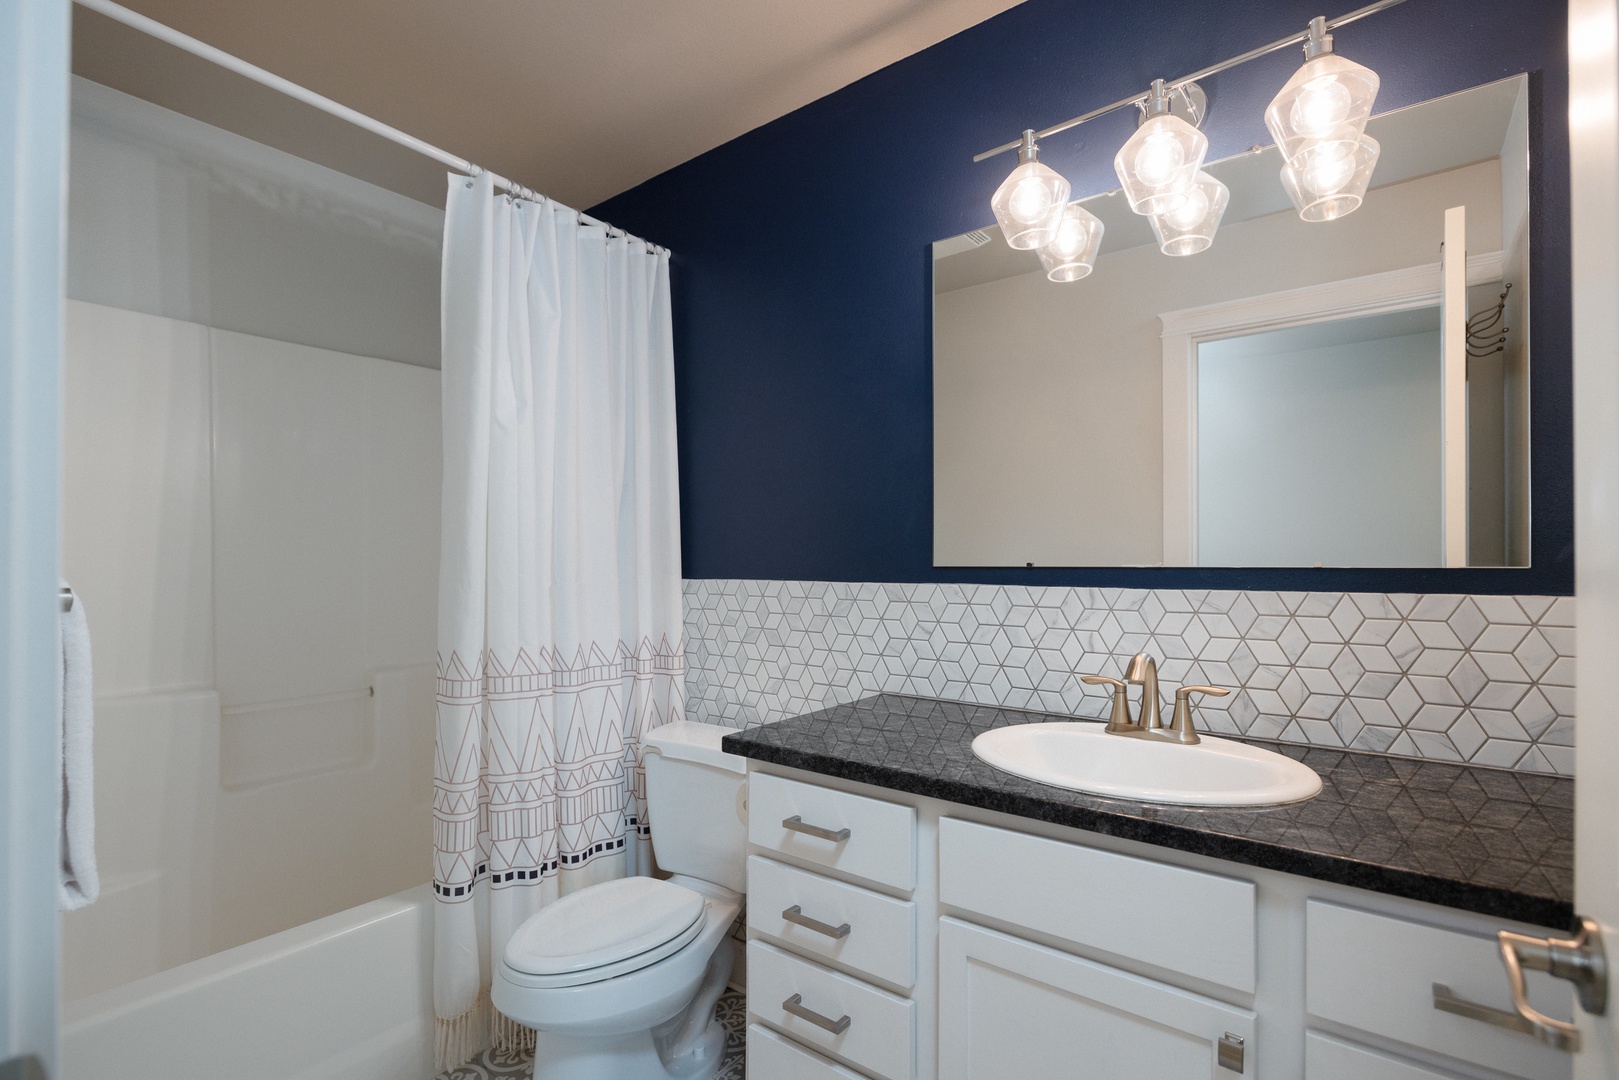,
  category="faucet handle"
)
[1081,675,1139,733]
[1168,685,1230,745]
